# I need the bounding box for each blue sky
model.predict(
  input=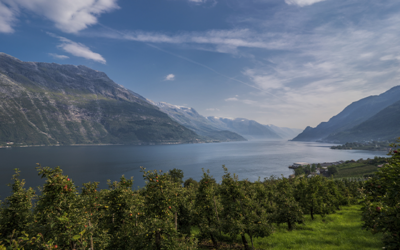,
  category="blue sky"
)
[1,0,400,129]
